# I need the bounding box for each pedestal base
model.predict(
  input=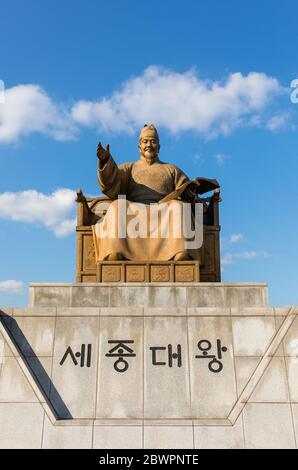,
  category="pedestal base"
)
[97,260,200,283]
[1,282,297,448]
